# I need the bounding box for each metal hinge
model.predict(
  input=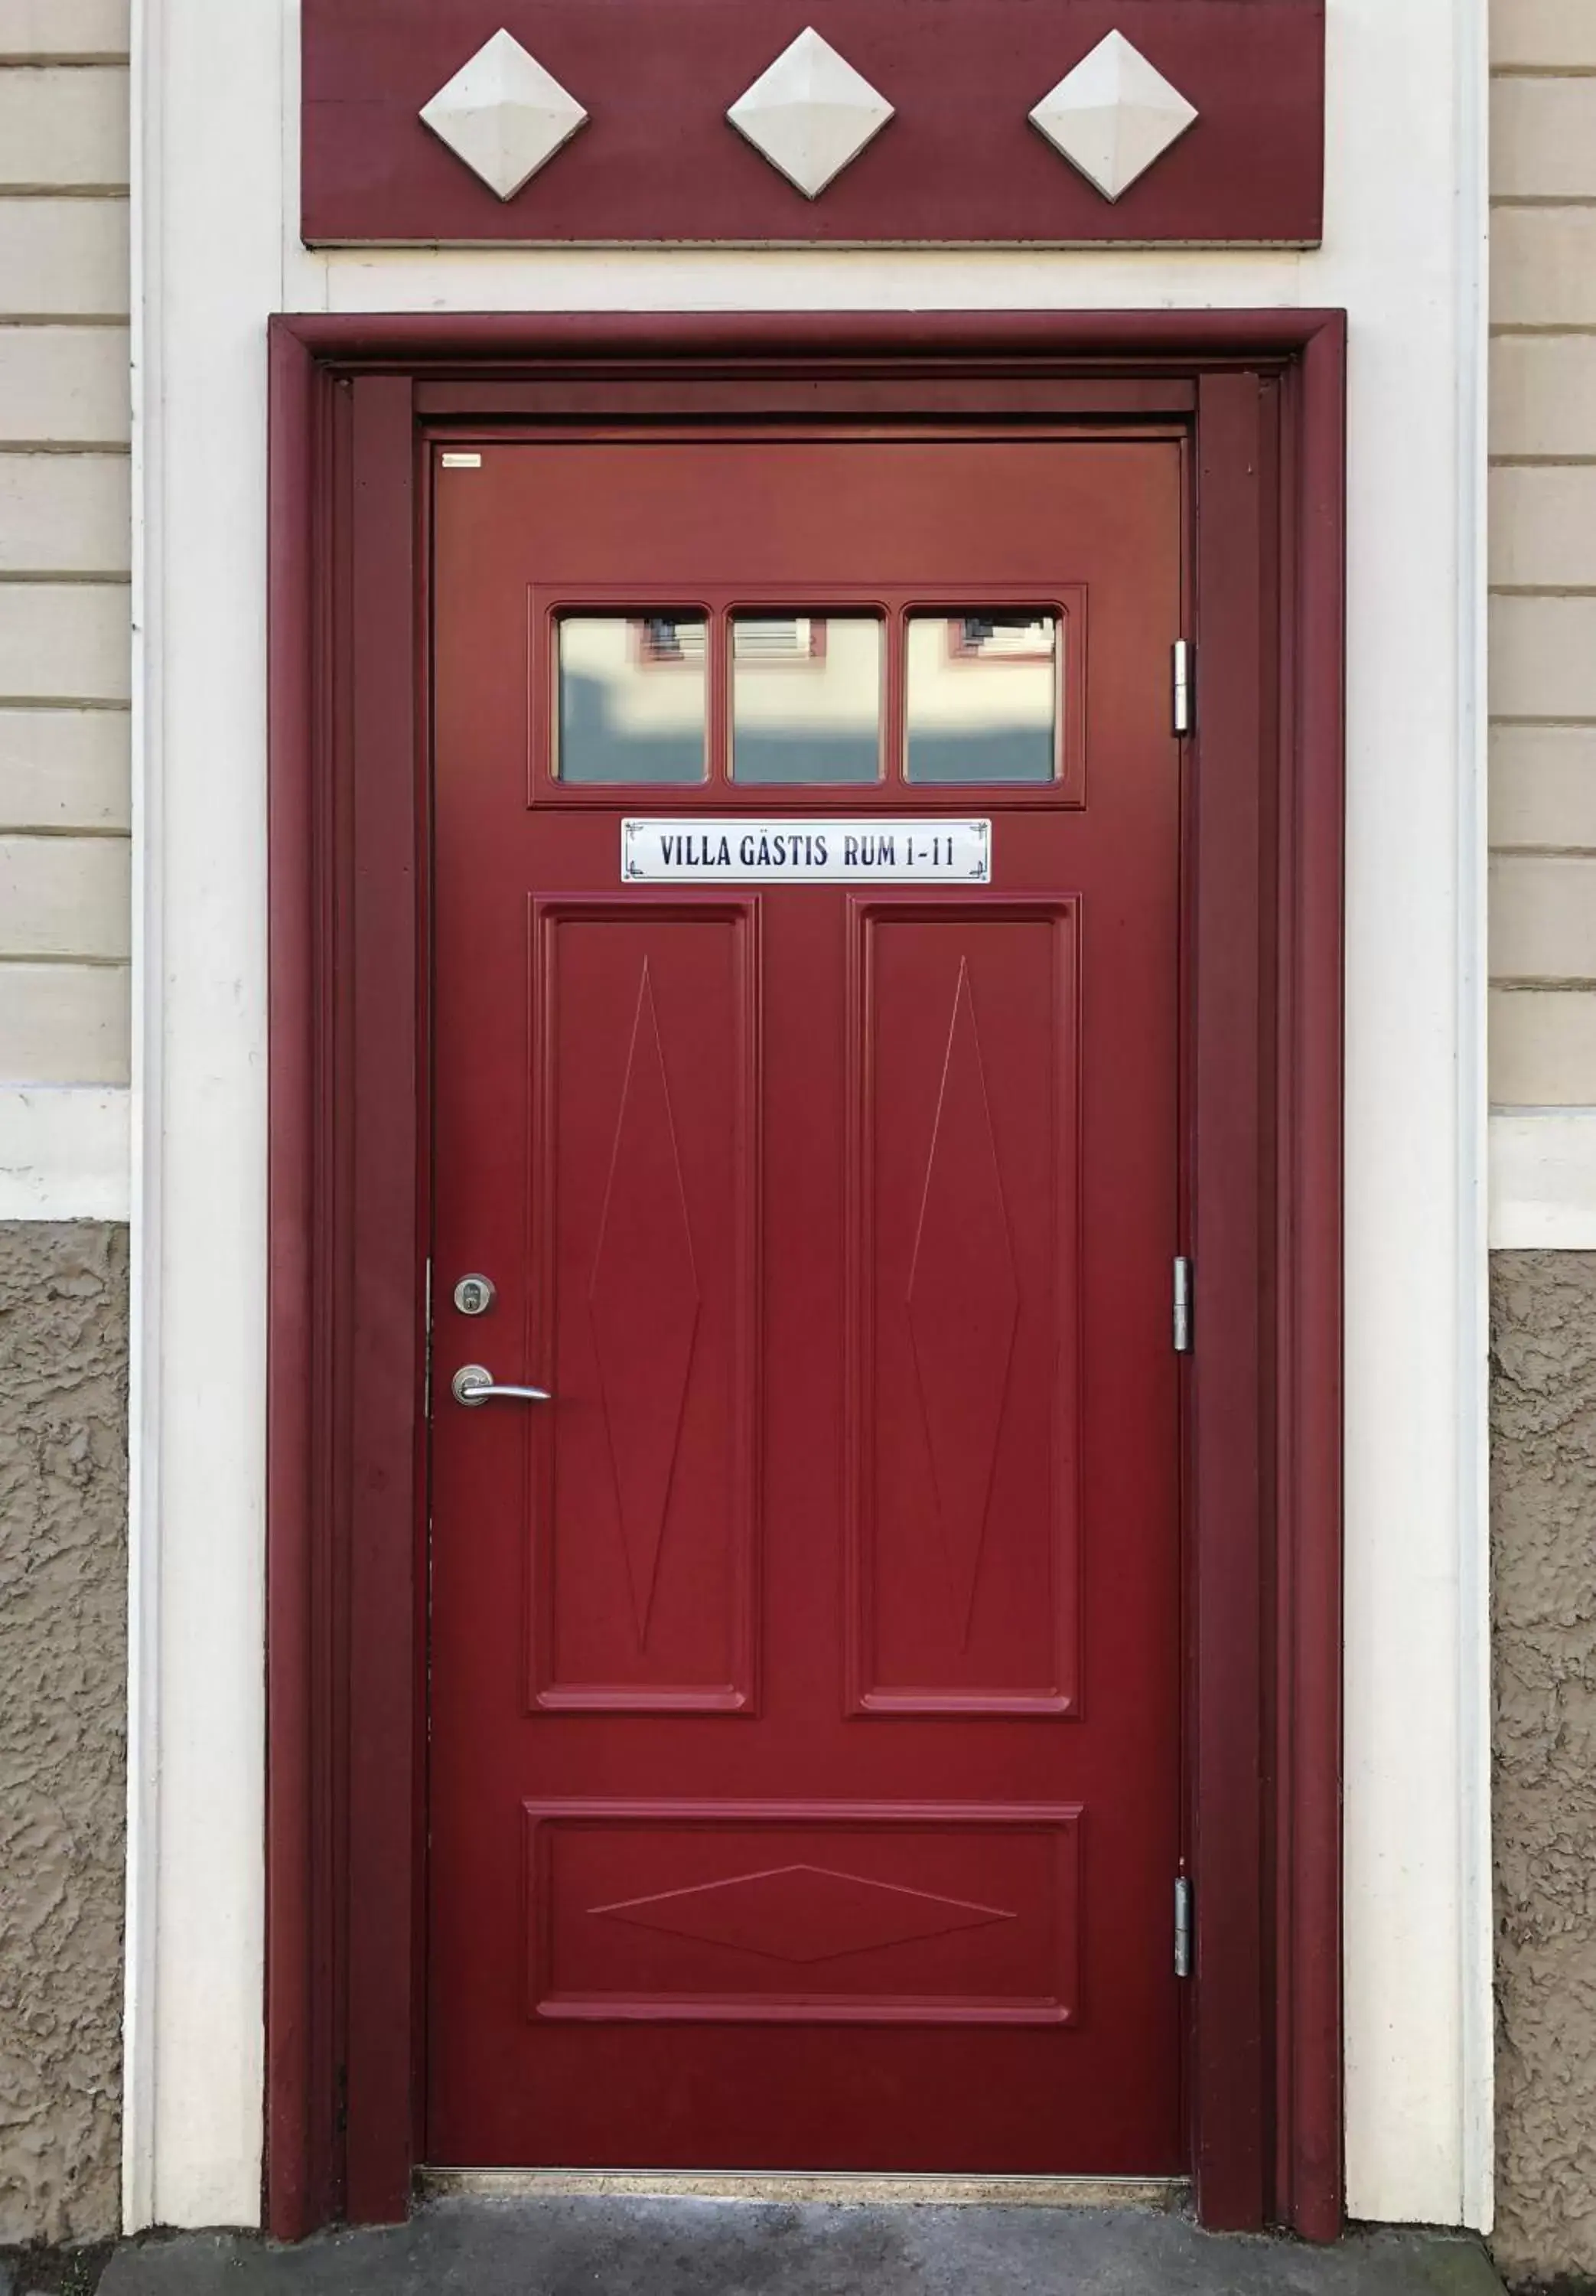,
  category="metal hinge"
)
[1172,639,1194,735]
[1173,1256,1193,1354]
[423,1256,433,1417]
[1174,1874,1194,1979]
